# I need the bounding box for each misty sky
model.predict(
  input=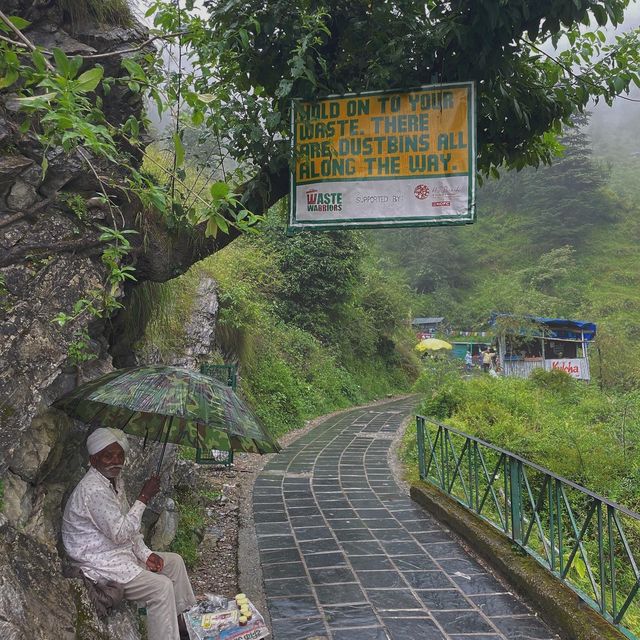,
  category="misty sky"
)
[588,1,640,135]
[620,0,640,28]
